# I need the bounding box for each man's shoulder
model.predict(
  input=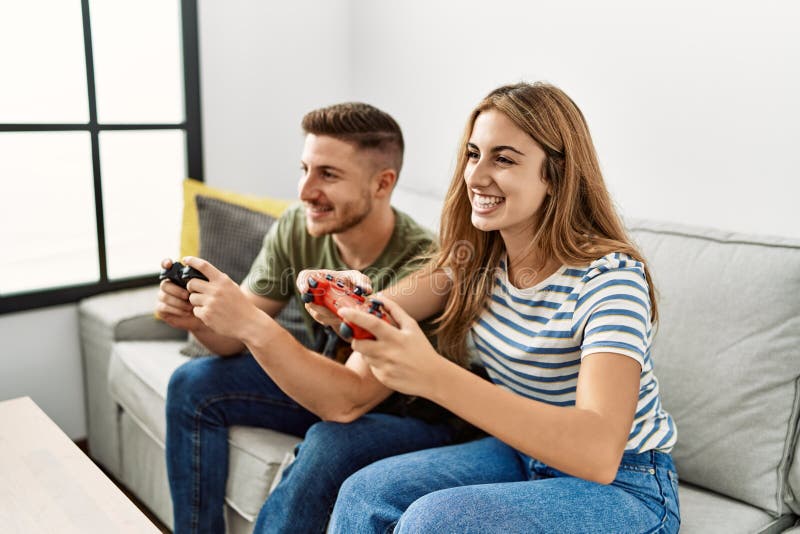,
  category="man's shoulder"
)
[366,208,437,284]
[392,207,437,248]
[278,202,306,226]
[269,202,307,239]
